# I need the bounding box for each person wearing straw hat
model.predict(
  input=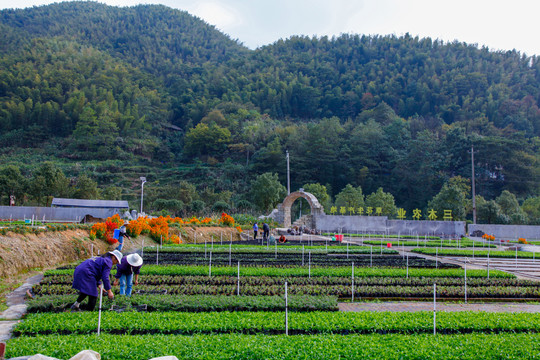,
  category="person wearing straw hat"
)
[113,253,143,296]
[70,250,122,311]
